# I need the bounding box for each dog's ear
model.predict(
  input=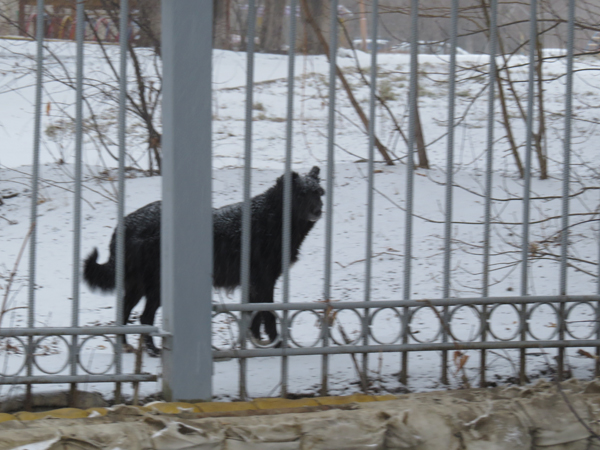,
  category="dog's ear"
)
[308,166,320,180]
[278,172,299,186]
